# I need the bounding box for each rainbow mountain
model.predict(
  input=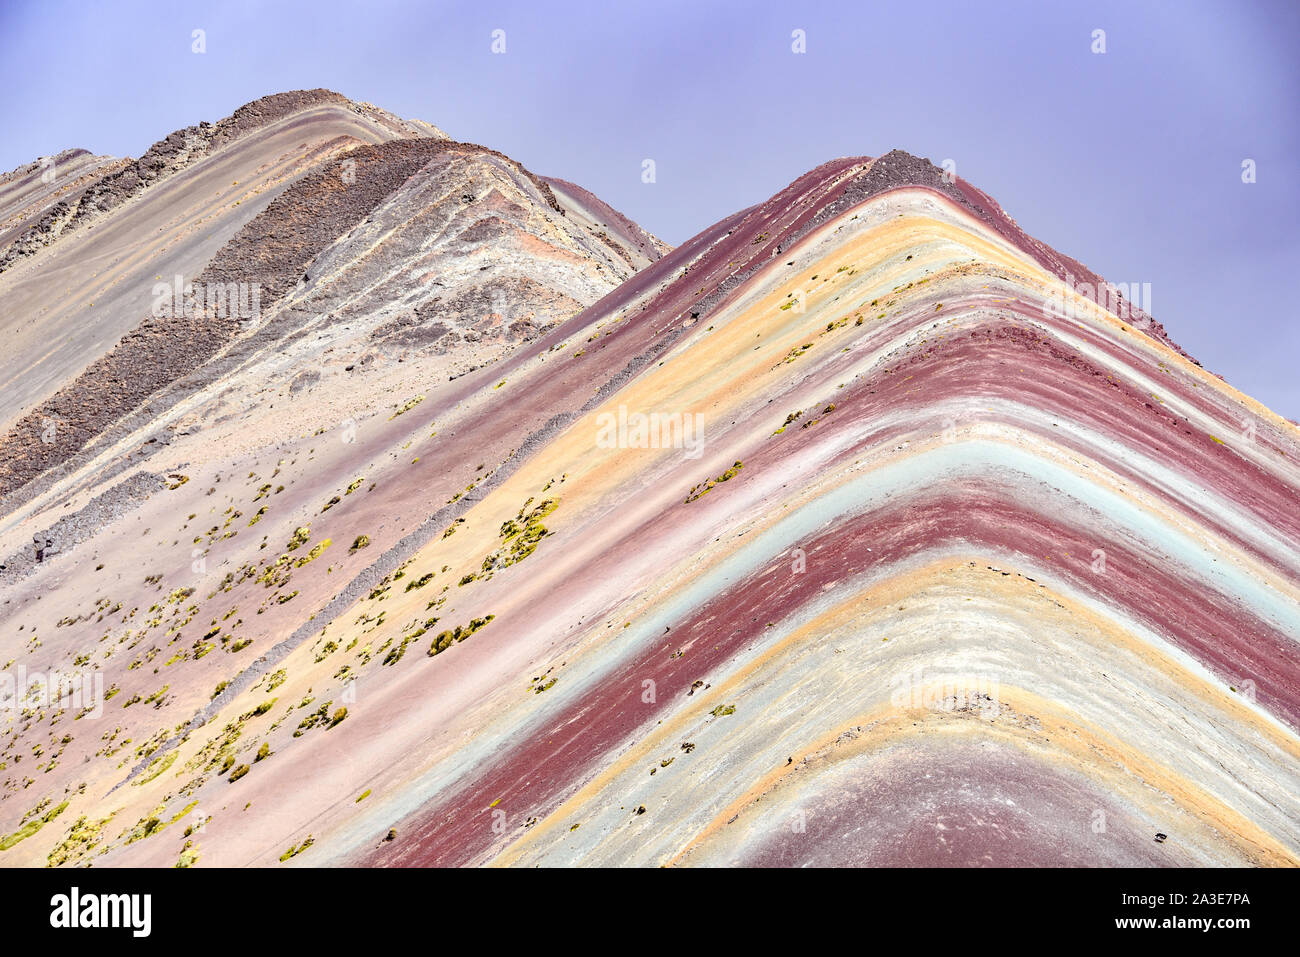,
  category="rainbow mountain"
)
[0,93,1296,868]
